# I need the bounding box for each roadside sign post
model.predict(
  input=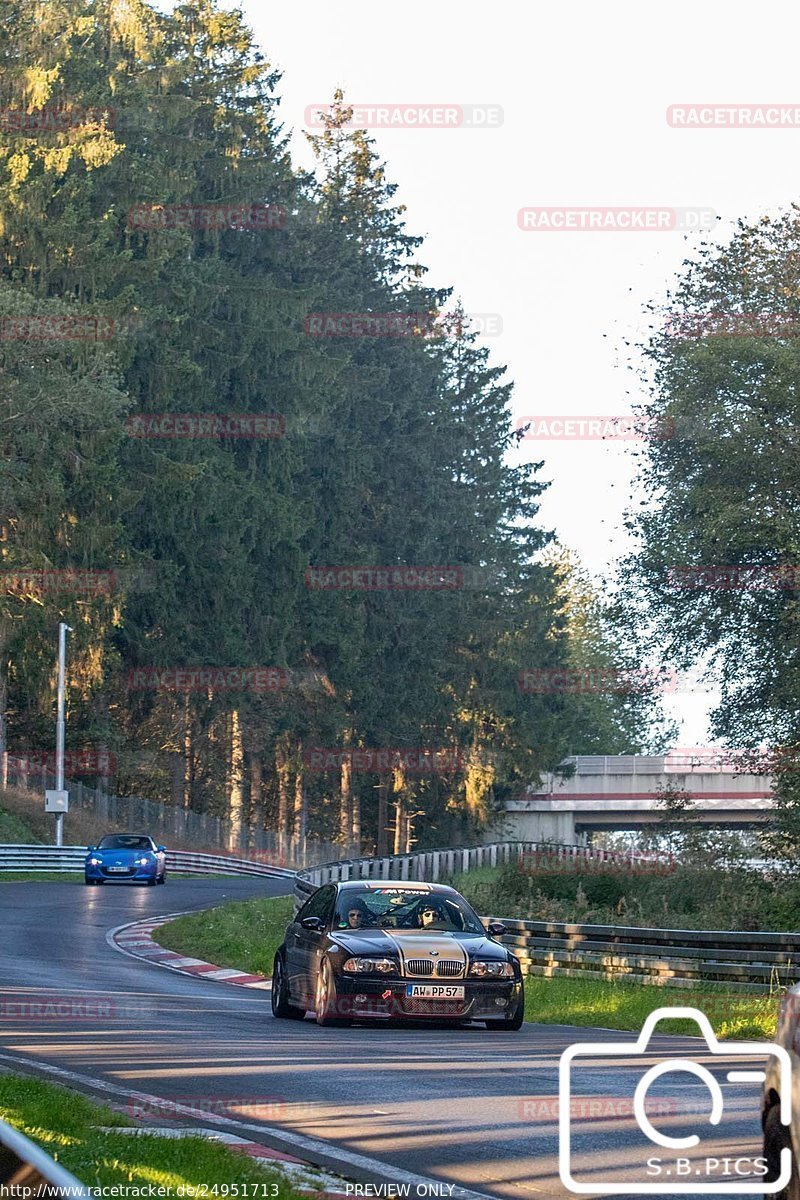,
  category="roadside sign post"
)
[48,622,72,846]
